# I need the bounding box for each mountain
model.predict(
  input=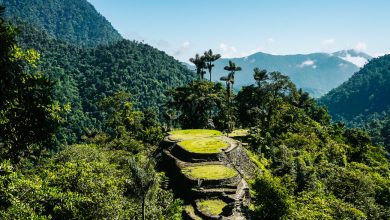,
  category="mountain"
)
[5,11,193,145]
[319,55,390,120]
[319,55,390,149]
[333,49,372,68]
[210,51,369,98]
[2,0,122,47]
